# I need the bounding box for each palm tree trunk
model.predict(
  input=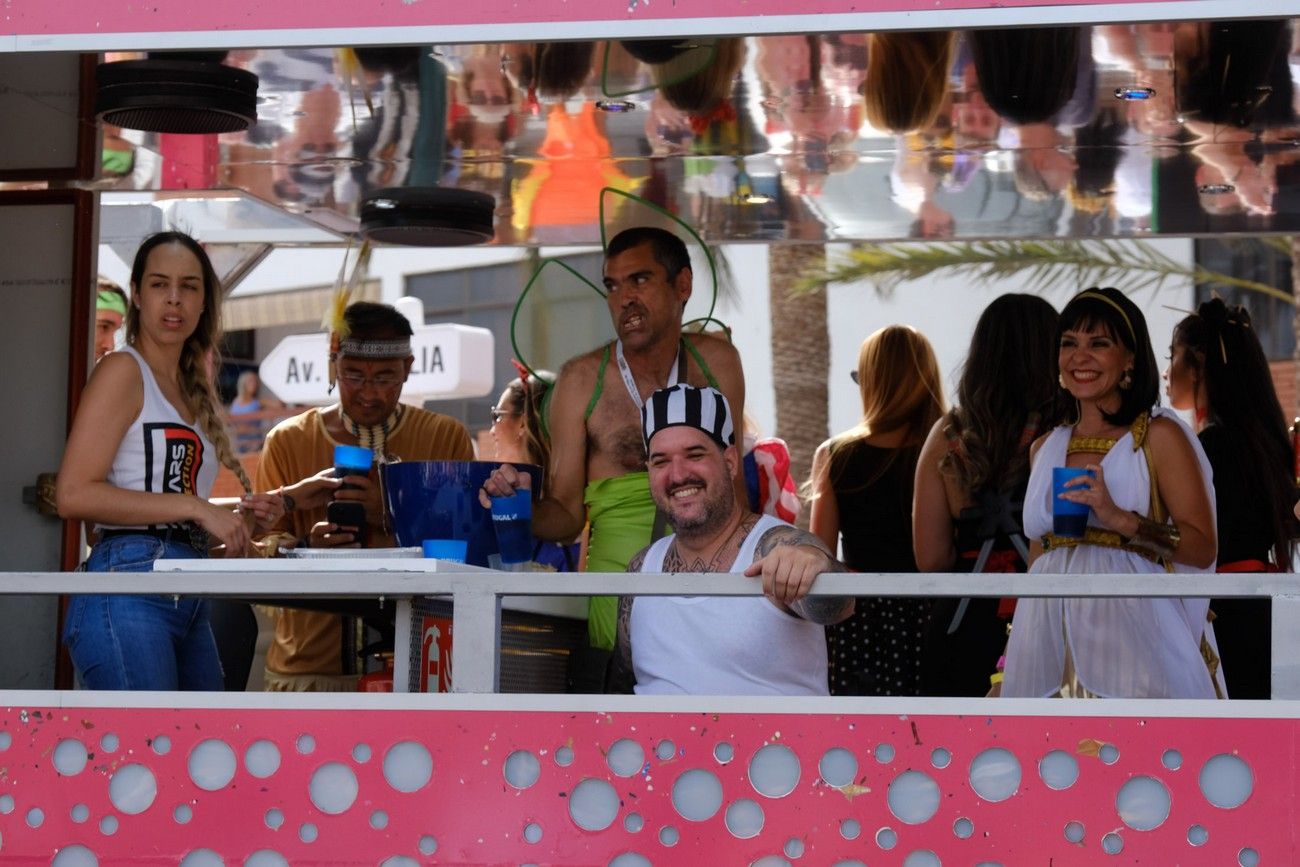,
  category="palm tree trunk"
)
[769,244,828,529]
